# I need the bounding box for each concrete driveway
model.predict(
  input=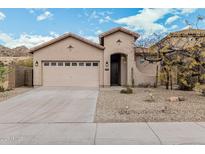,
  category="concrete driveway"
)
[1,87,205,144]
[0,87,98,123]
